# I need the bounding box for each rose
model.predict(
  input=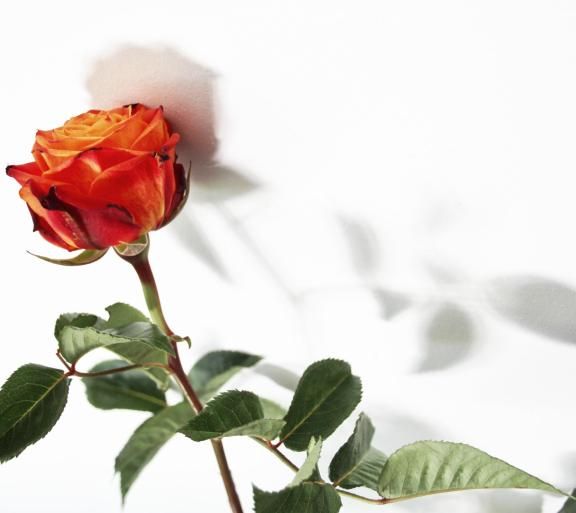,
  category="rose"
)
[6,104,187,251]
